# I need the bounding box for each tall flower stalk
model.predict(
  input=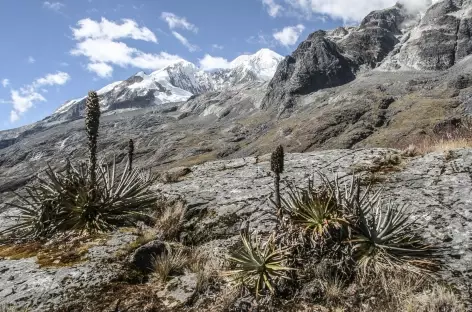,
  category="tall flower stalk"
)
[271,145,284,212]
[128,139,134,174]
[85,91,100,187]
